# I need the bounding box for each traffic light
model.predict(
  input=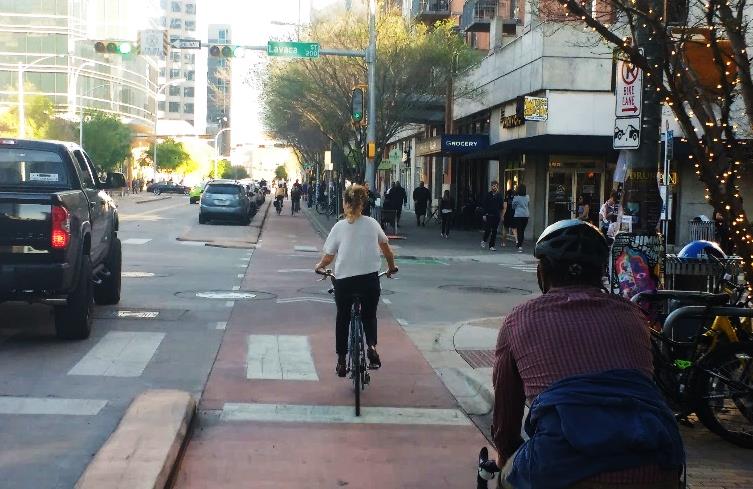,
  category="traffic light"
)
[94,40,135,55]
[209,45,242,58]
[351,86,365,124]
